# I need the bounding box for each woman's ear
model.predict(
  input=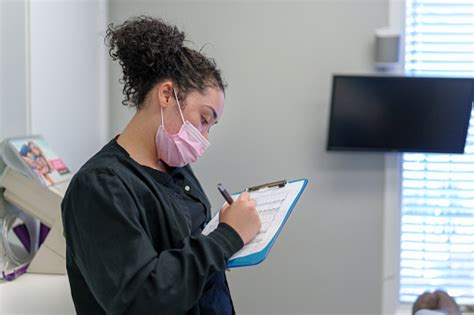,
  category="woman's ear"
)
[156,81,174,108]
